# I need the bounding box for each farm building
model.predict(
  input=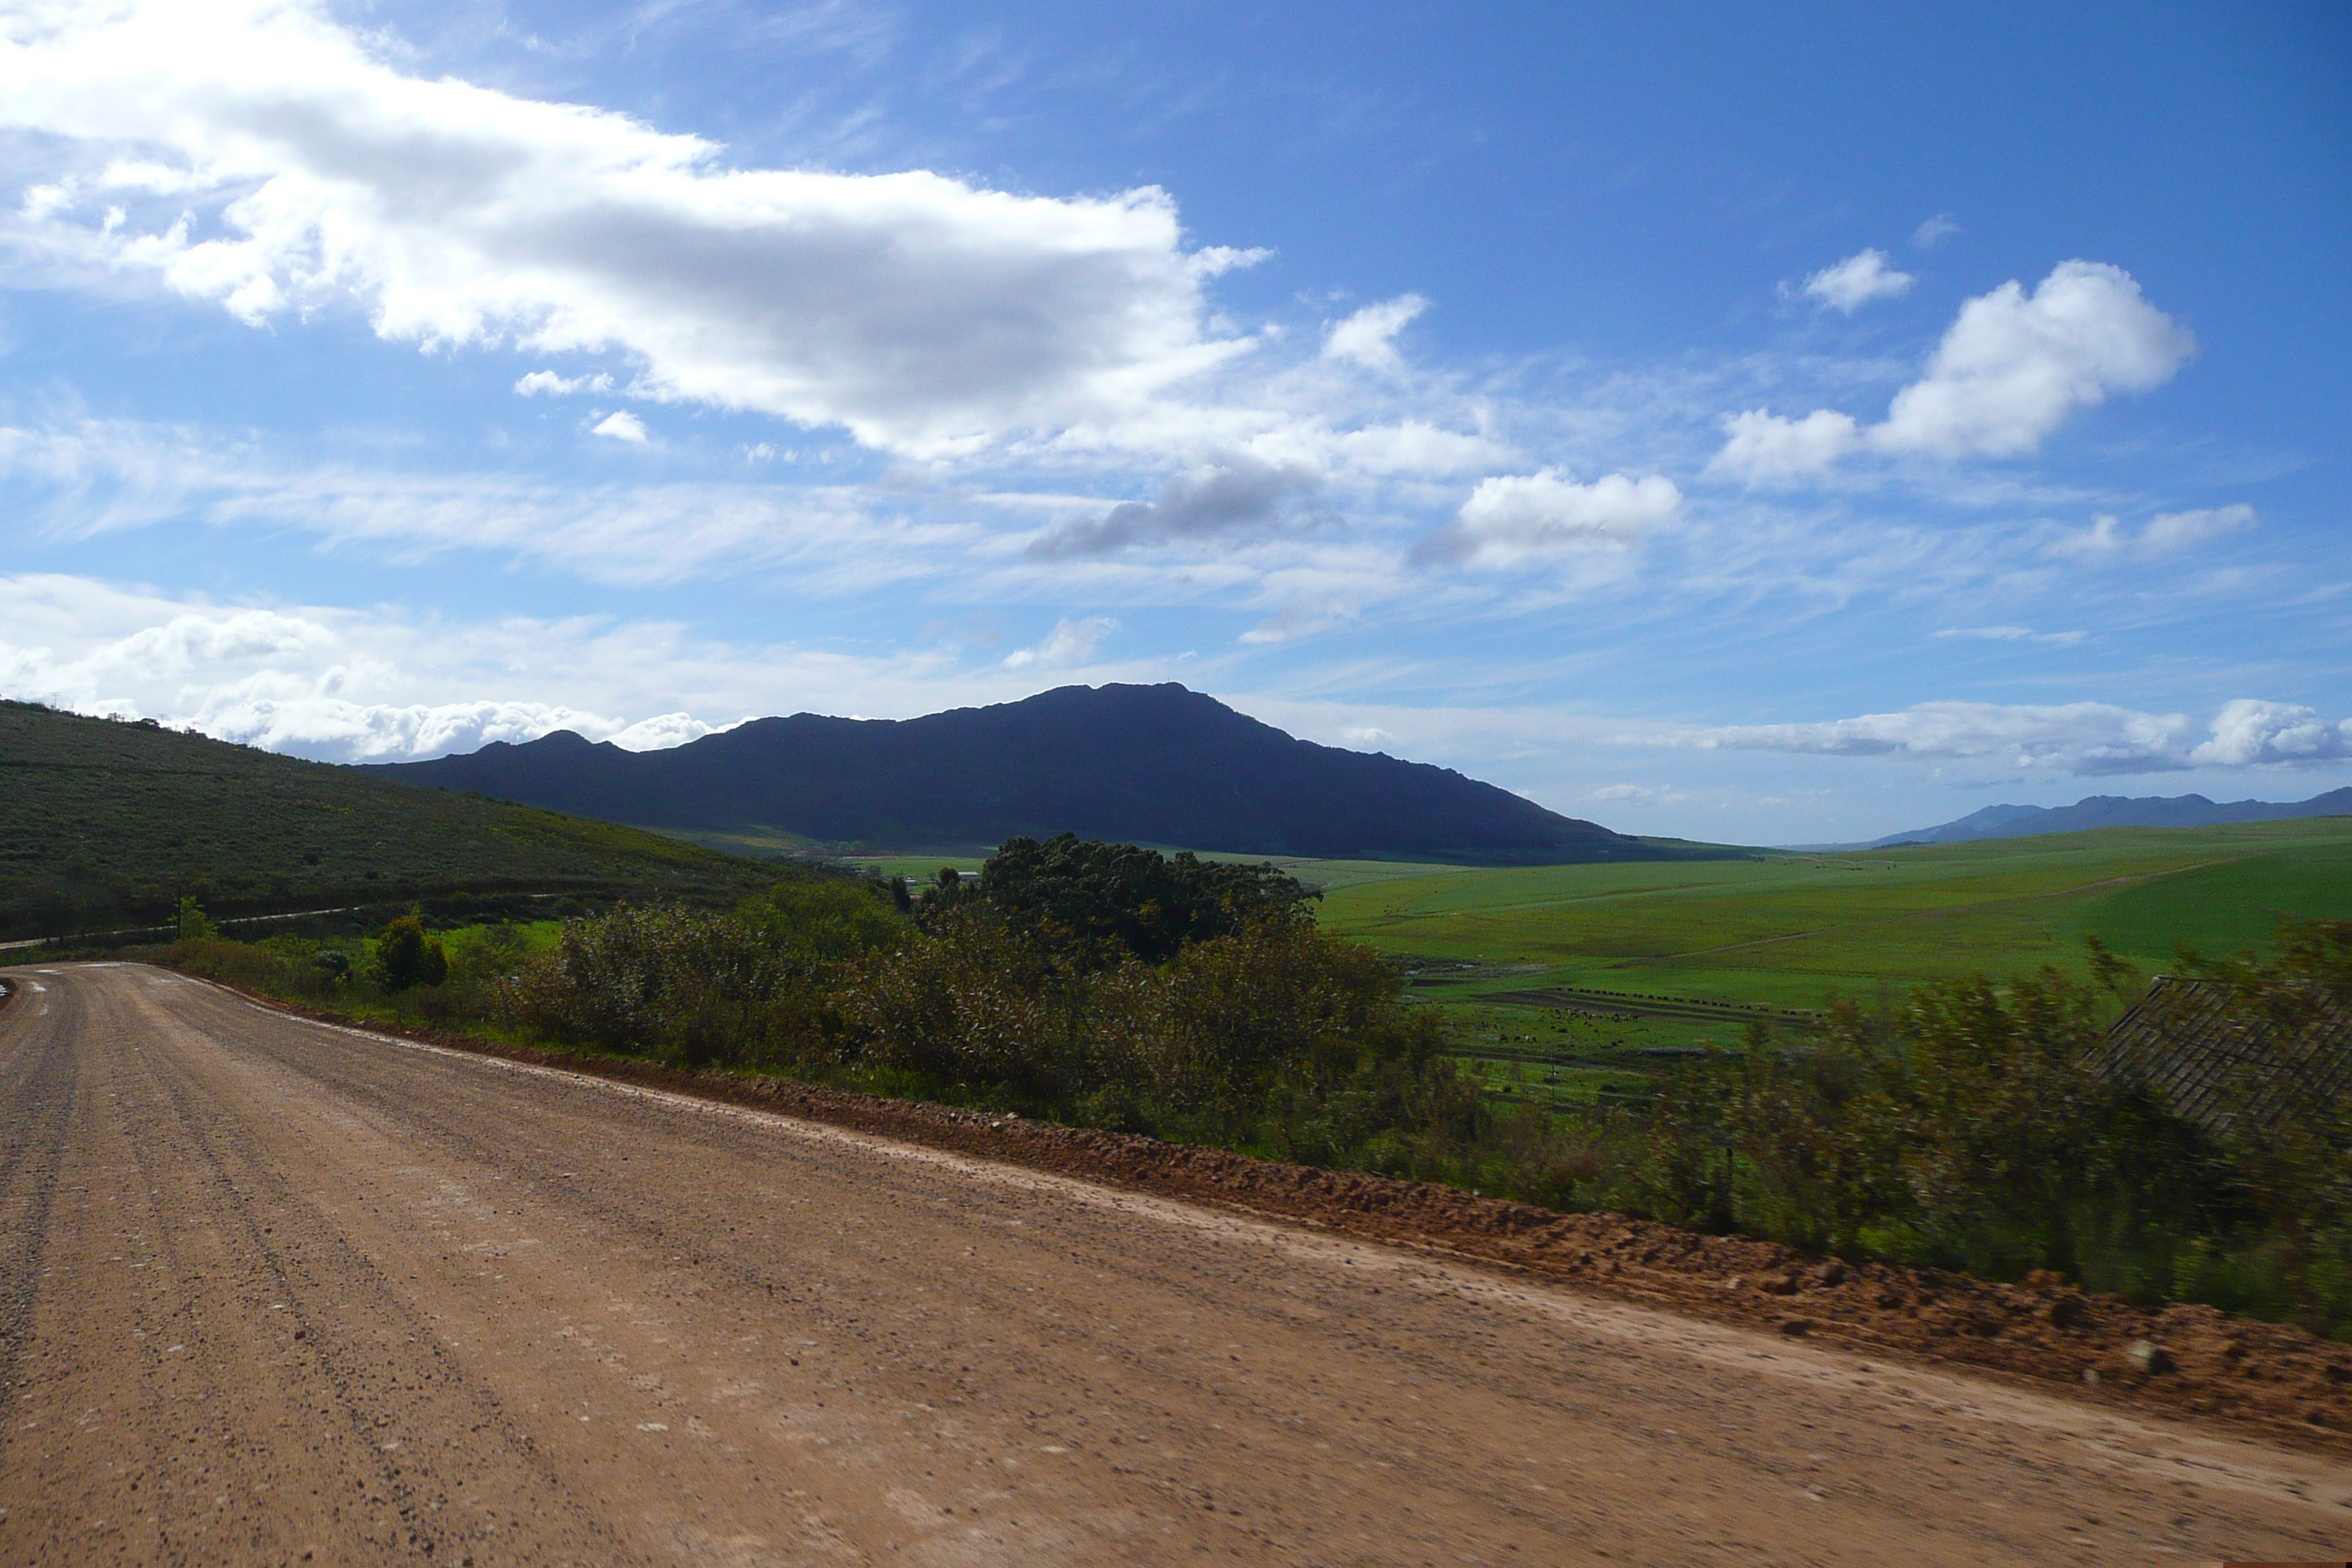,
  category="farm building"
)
[2089,975,2352,1134]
